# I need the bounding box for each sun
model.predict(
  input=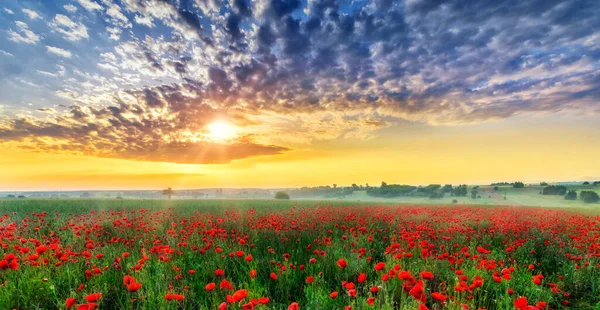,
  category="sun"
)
[206,120,236,141]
